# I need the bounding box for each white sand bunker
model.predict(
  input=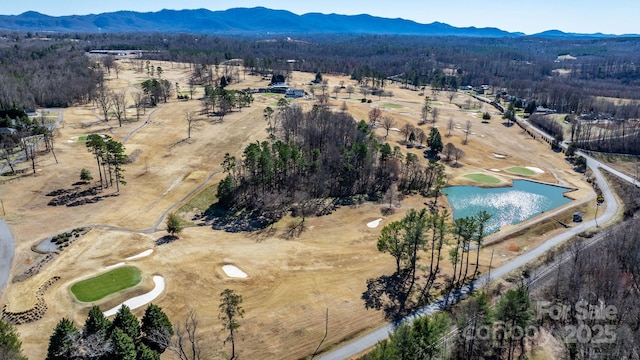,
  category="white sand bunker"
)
[125,249,153,261]
[105,262,125,269]
[493,153,507,159]
[222,265,248,278]
[389,127,401,132]
[367,218,383,228]
[490,168,501,172]
[103,275,165,317]
[526,166,545,174]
